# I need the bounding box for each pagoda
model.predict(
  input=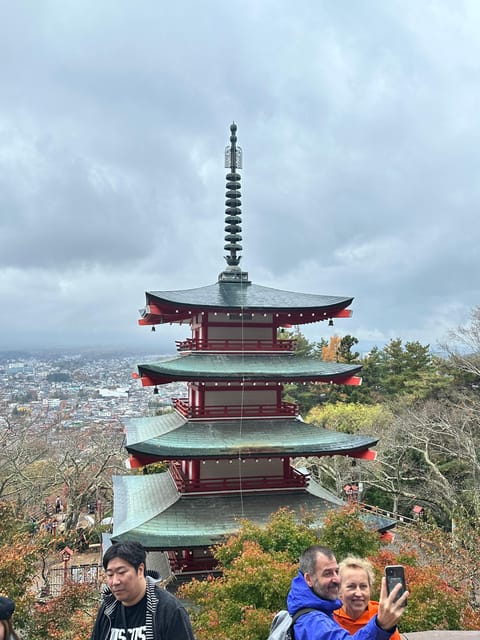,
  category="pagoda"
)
[111,124,392,574]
